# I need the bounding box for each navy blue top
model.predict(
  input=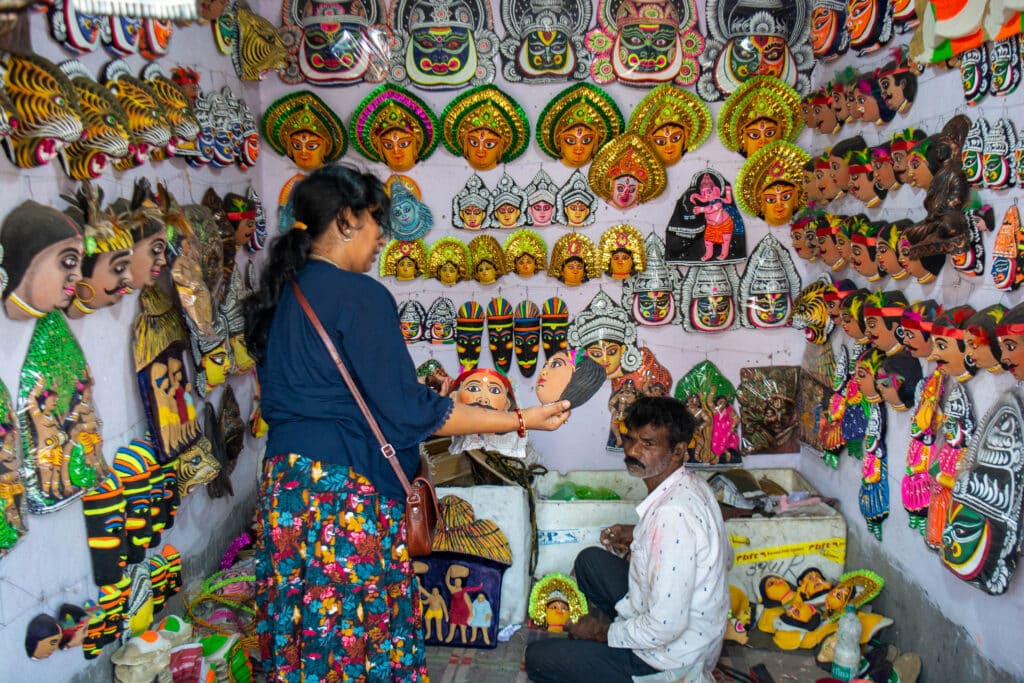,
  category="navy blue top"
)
[257,261,454,501]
